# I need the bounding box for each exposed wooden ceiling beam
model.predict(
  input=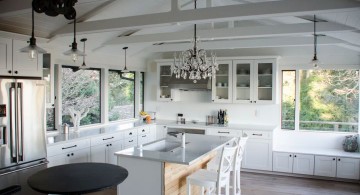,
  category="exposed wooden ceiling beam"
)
[103,22,355,45]
[146,36,344,53]
[53,0,360,36]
